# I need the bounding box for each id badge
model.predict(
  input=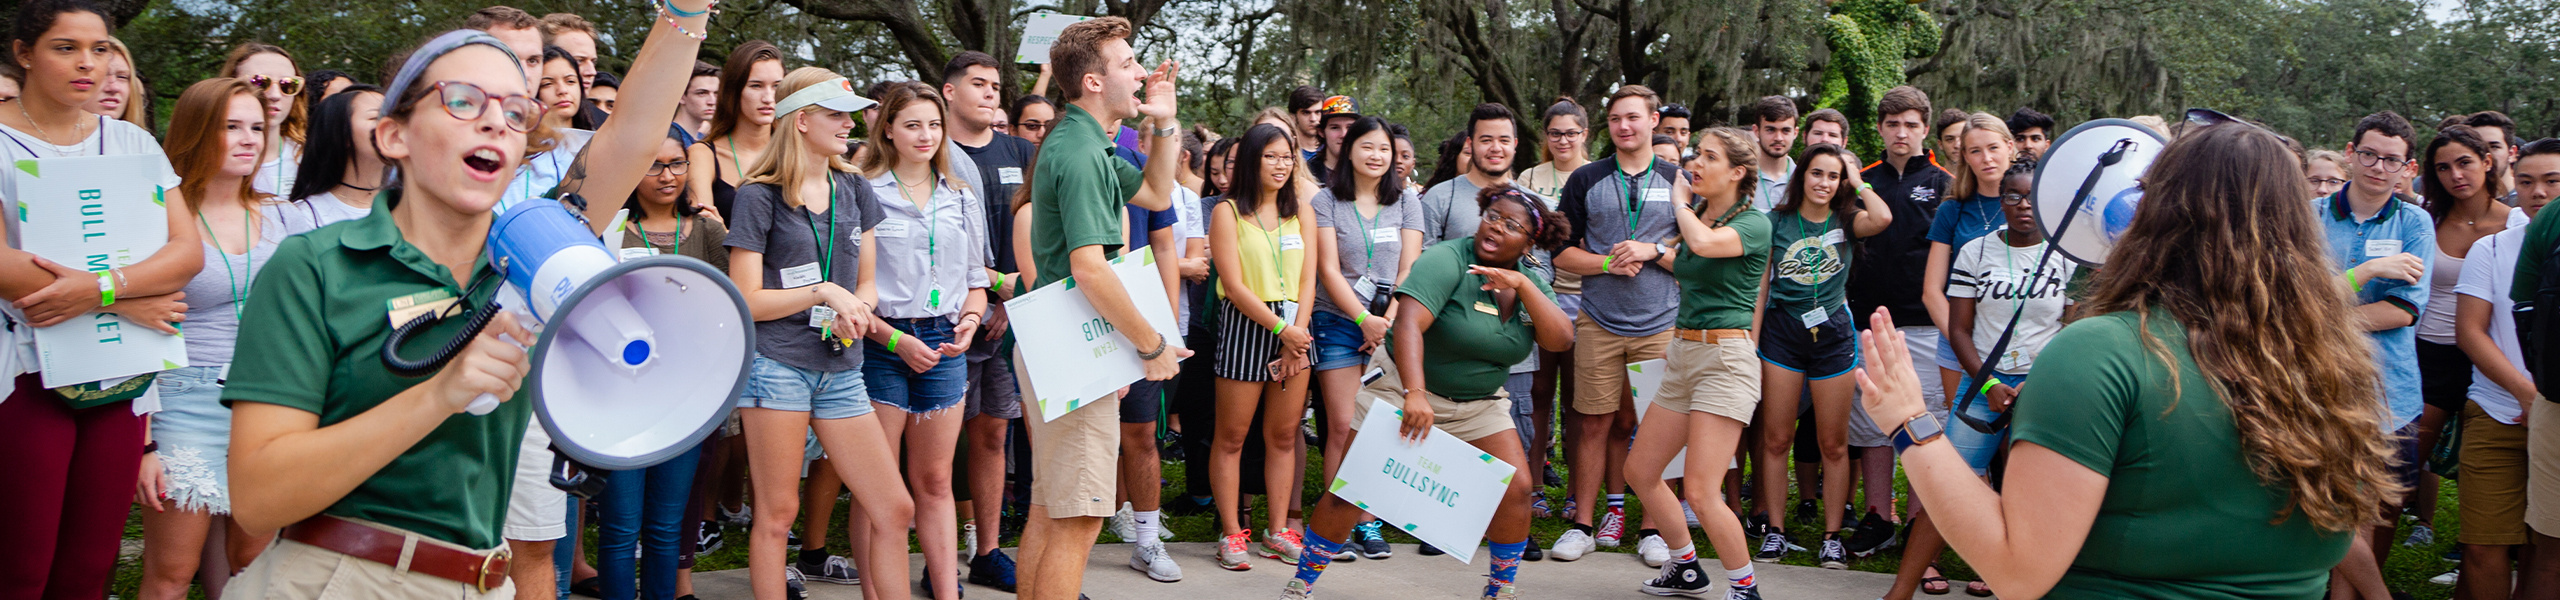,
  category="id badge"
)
[998,167,1024,185]
[1368,227,1399,244]
[618,247,658,261]
[779,262,824,288]
[1353,276,1378,302]
[1279,235,1305,252]
[808,305,838,330]
[1278,301,1301,324]
[874,219,913,239]
[1799,306,1829,330]
[2365,239,2402,258]
[1644,188,1672,204]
